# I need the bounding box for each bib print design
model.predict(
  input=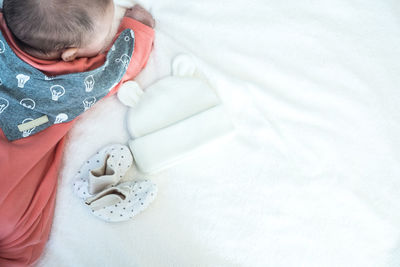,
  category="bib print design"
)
[115,54,131,70]
[83,97,97,111]
[49,85,65,101]
[54,113,68,124]
[0,97,9,113]
[84,75,95,92]
[19,98,36,109]
[0,40,5,53]
[16,74,30,88]
[21,118,35,137]
[0,29,135,141]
